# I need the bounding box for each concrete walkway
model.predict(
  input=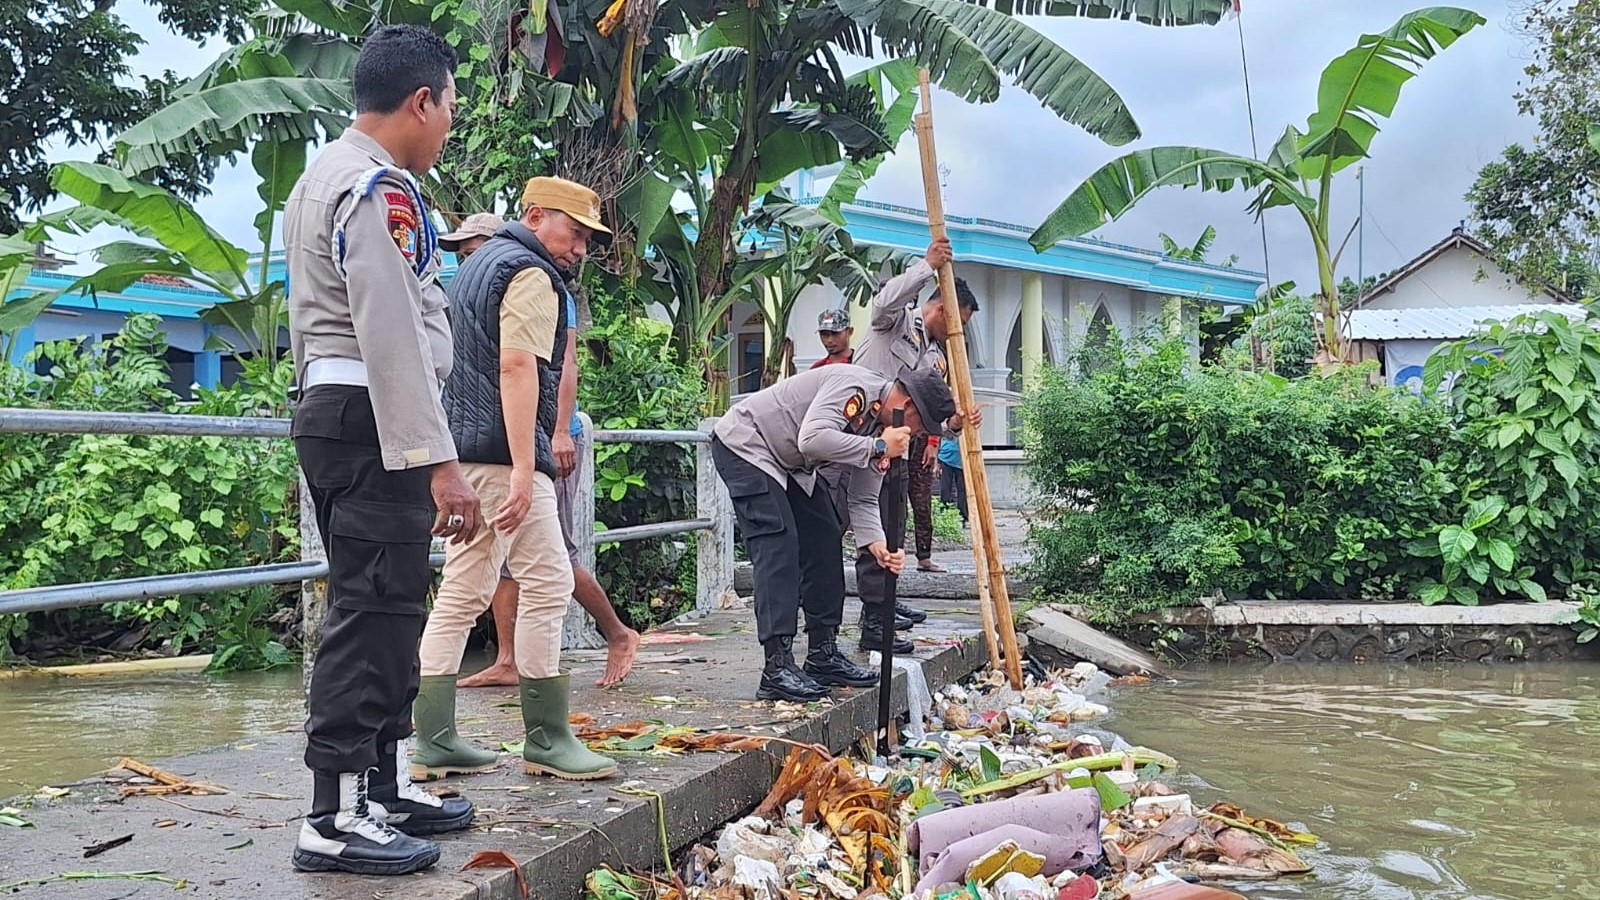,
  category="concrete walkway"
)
[2,603,987,900]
